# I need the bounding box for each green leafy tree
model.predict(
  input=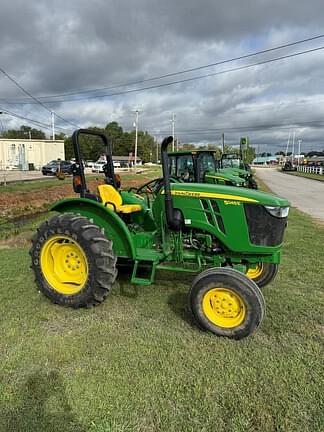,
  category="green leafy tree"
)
[180,143,196,151]
[55,132,66,140]
[64,126,106,161]
[117,131,133,156]
[3,125,45,139]
[64,120,157,163]
[111,129,155,162]
[105,122,123,154]
[64,136,73,160]
[220,144,238,155]
[137,131,155,162]
[242,146,256,164]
